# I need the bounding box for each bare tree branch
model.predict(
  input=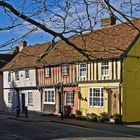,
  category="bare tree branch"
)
[0,1,91,60]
